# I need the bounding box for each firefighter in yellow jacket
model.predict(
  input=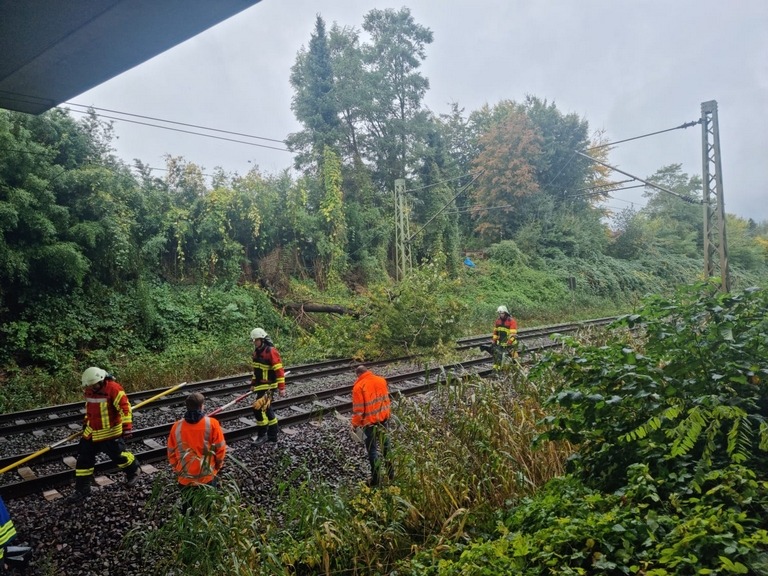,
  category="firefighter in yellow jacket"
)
[249,328,286,445]
[66,367,139,503]
[351,365,394,487]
